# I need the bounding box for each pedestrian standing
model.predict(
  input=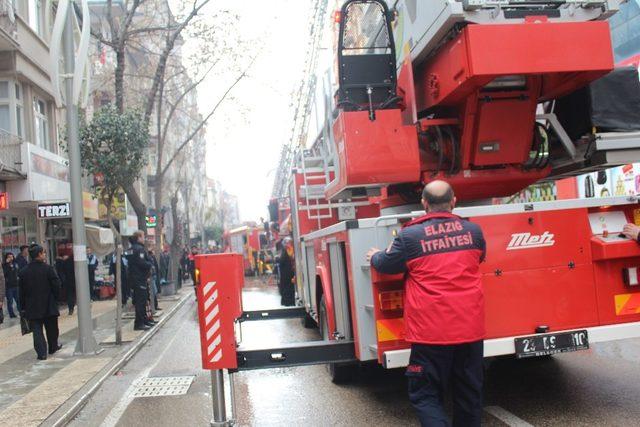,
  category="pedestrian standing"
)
[87,247,98,301]
[127,231,153,331]
[15,245,29,270]
[148,248,161,311]
[367,181,486,427]
[278,238,295,306]
[110,252,129,306]
[18,245,62,360]
[3,253,20,318]
[62,251,76,316]
[159,246,170,284]
[0,259,5,324]
[189,246,199,287]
